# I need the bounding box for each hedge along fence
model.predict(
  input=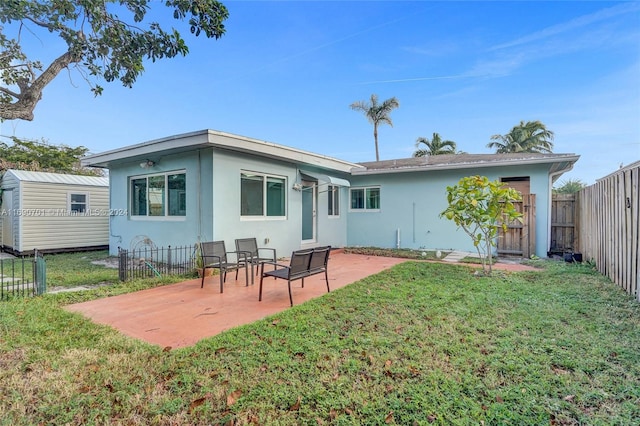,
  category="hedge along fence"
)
[577,161,639,301]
